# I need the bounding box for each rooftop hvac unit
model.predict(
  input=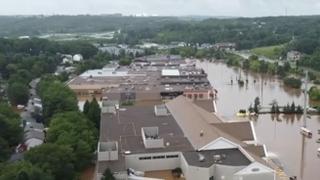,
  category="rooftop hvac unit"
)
[198,153,205,162]
[213,154,222,162]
